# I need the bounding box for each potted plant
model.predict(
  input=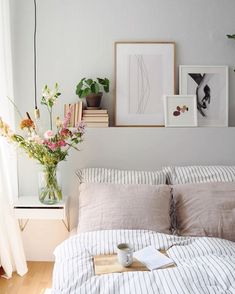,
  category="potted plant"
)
[76,78,110,108]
